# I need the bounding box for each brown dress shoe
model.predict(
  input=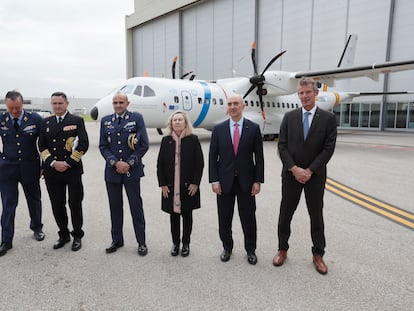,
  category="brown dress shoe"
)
[313,255,328,275]
[272,250,287,266]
